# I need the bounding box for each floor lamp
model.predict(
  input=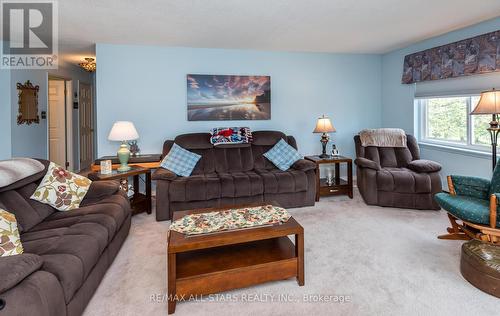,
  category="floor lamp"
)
[471,88,500,171]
